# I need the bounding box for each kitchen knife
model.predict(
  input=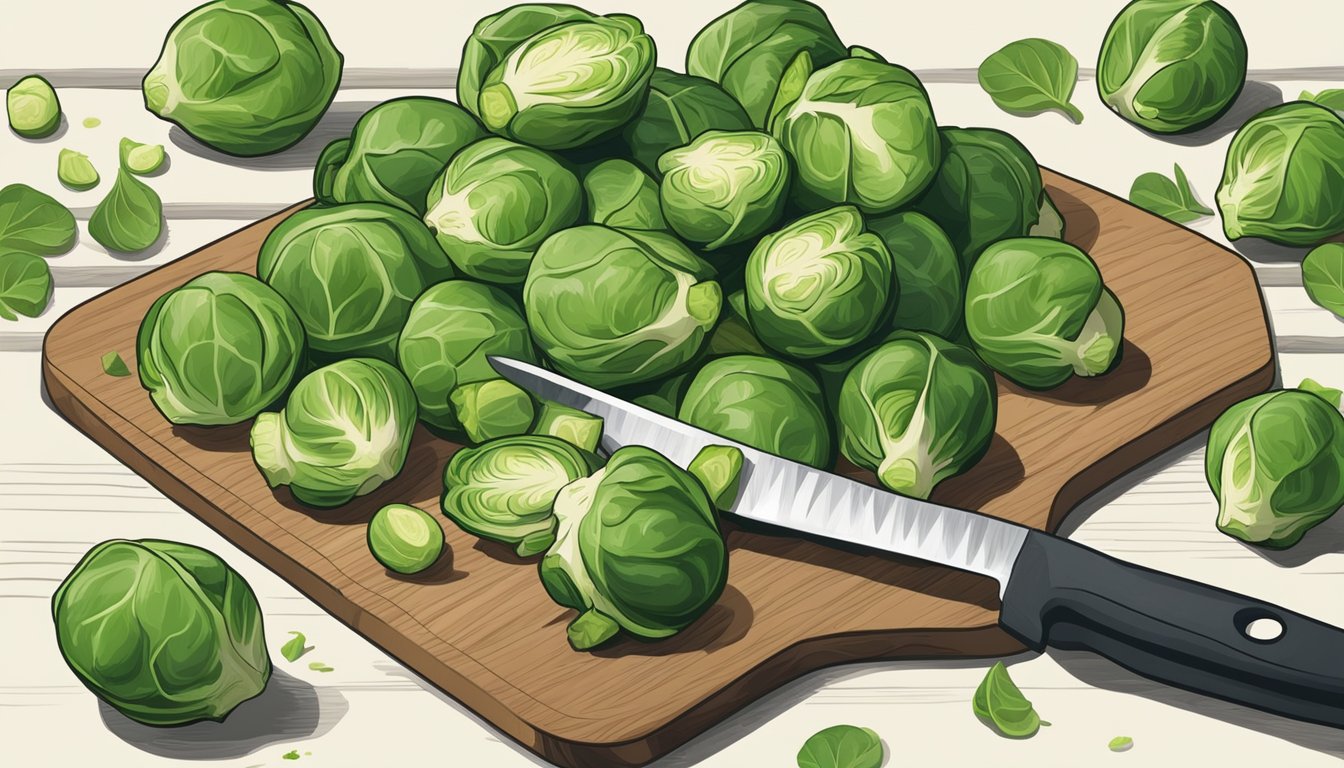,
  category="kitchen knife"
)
[491,356,1344,729]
